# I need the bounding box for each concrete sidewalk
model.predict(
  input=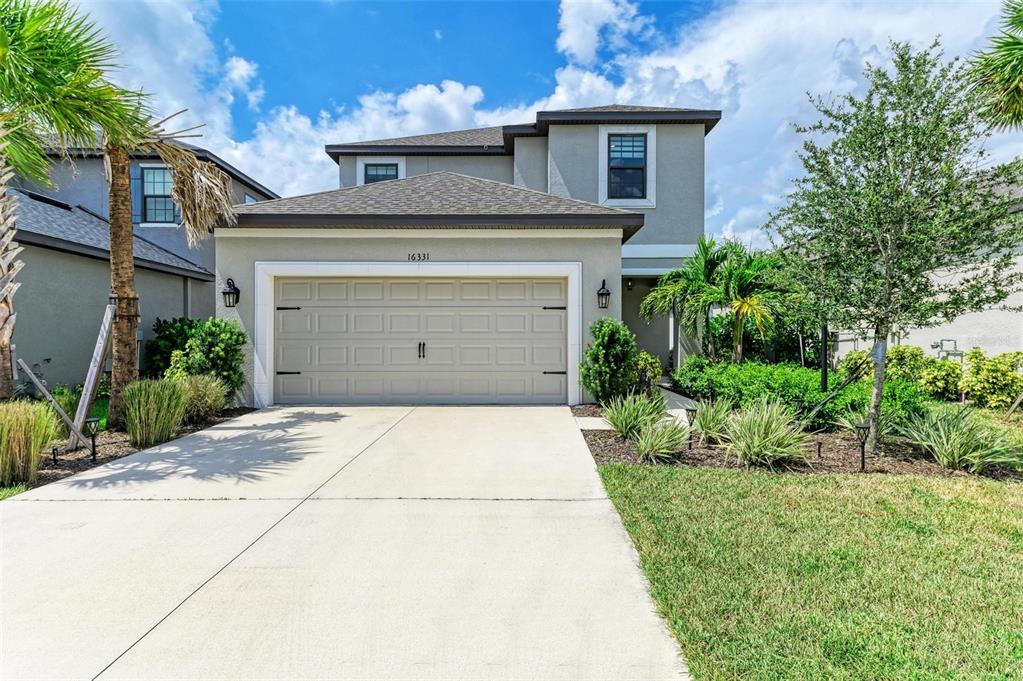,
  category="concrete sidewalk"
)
[2,406,687,680]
